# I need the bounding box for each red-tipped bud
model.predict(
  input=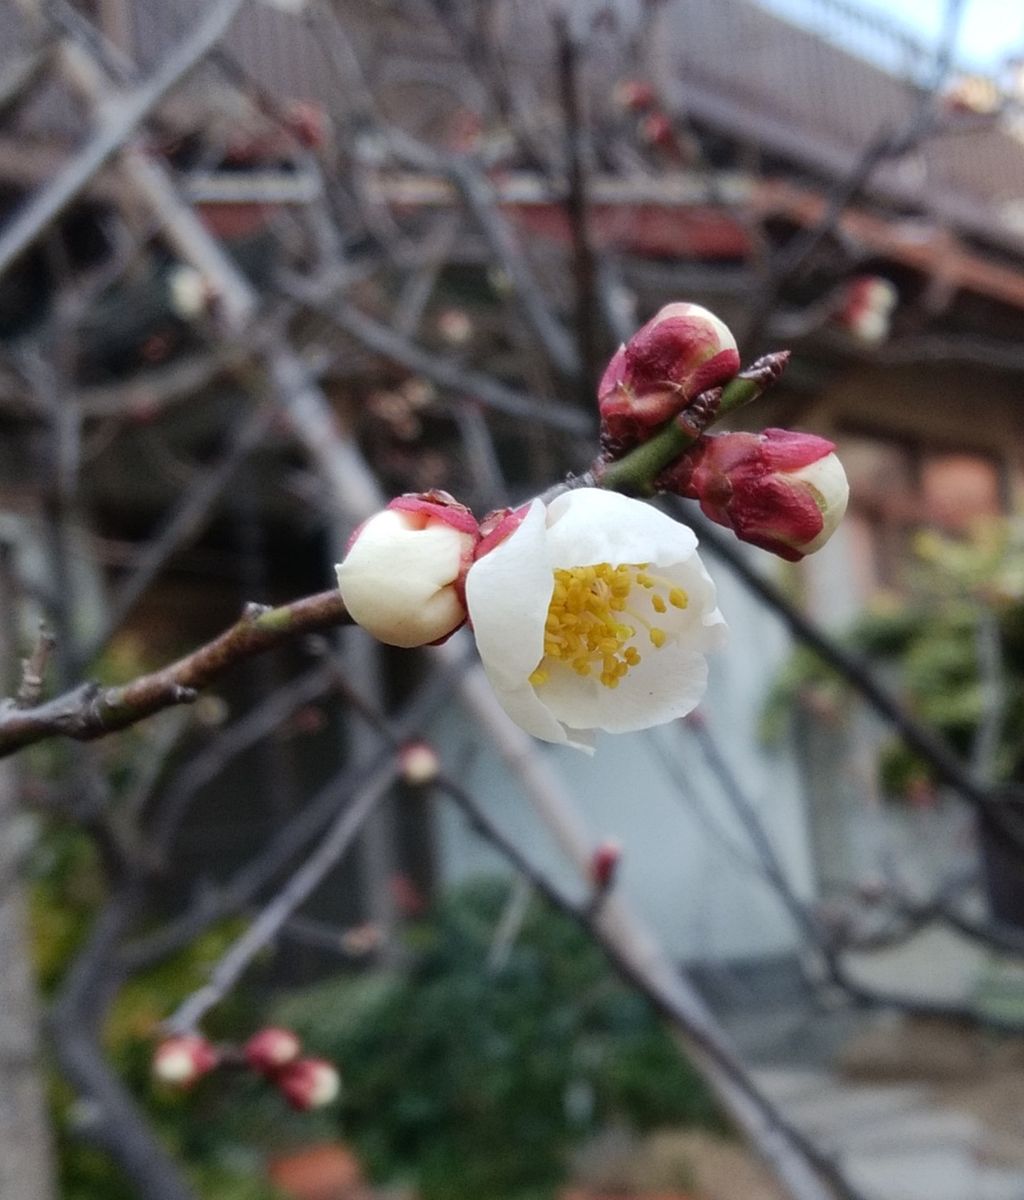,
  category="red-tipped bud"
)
[336,491,479,648]
[244,1027,302,1073]
[399,740,441,785]
[591,839,622,890]
[613,79,656,111]
[598,303,740,455]
[436,307,473,345]
[663,429,849,561]
[275,1058,341,1111]
[284,100,328,149]
[389,873,427,917]
[835,276,898,345]
[152,1034,219,1088]
[638,112,675,149]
